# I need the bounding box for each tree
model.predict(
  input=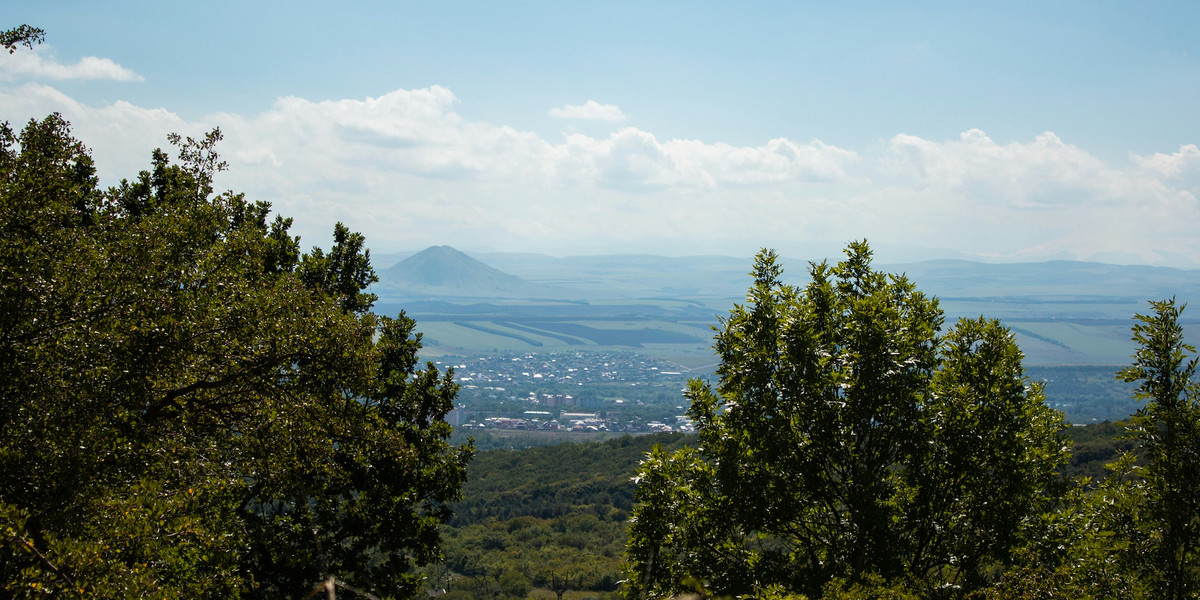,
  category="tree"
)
[624,244,1067,599]
[542,570,581,600]
[0,114,472,599]
[984,300,1200,600]
[1114,299,1200,600]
